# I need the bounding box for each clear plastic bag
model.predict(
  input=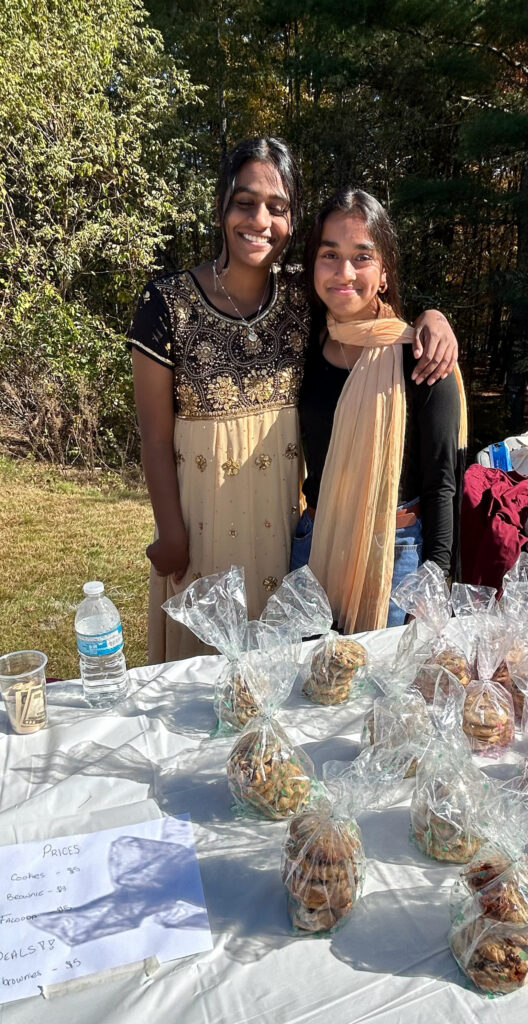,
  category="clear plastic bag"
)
[214,649,277,731]
[163,566,300,732]
[163,565,248,654]
[408,668,490,863]
[502,552,528,588]
[261,564,336,640]
[361,653,433,777]
[462,680,515,755]
[448,767,528,994]
[267,566,369,706]
[410,740,487,863]
[450,912,528,994]
[508,646,528,732]
[461,622,515,756]
[281,748,412,934]
[281,795,365,934]
[494,583,528,724]
[226,715,314,820]
[392,562,471,702]
[449,844,528,994]
[303,633,367,706]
